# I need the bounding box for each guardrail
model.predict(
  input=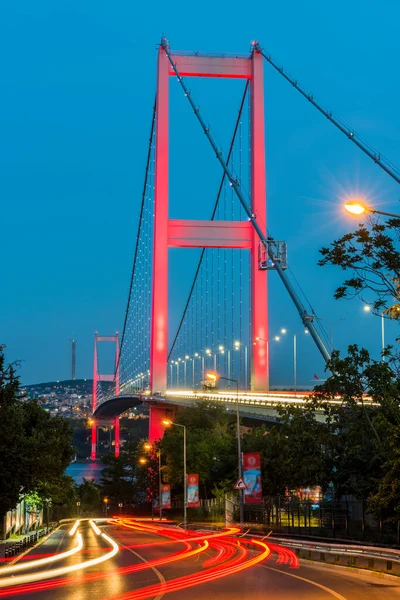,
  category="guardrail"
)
[2,527,54,560]
[269,535,400,575]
